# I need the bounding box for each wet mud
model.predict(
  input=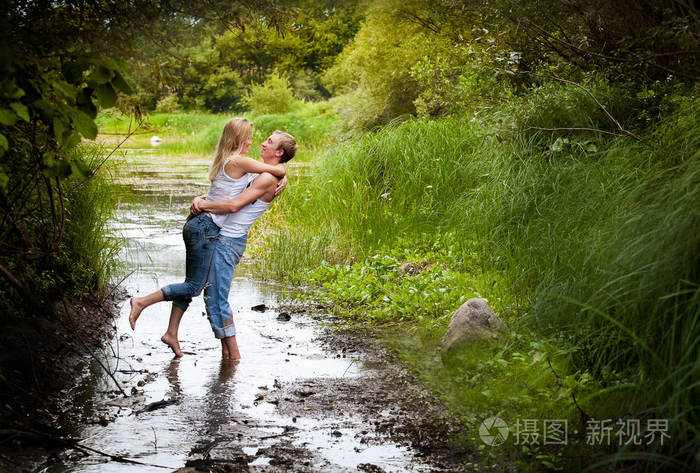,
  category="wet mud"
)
[174,313,472,472]
[0,290,126,472]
